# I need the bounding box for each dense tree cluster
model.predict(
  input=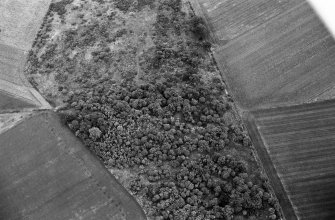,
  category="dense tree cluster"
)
[145,154,277,219]
[62,80,279,219]
[65,82,234,165]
